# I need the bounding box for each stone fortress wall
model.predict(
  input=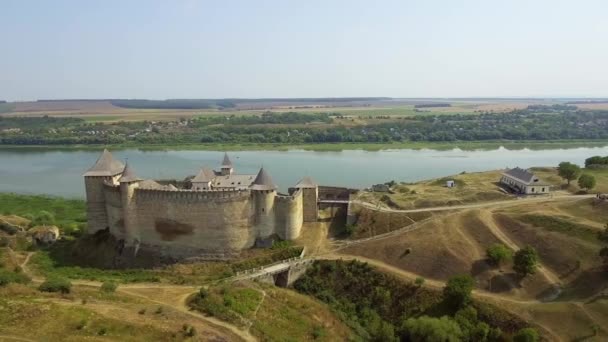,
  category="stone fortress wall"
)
[84,150,318,259]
